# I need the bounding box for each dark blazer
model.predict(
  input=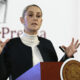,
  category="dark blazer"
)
[0,37,69,80]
